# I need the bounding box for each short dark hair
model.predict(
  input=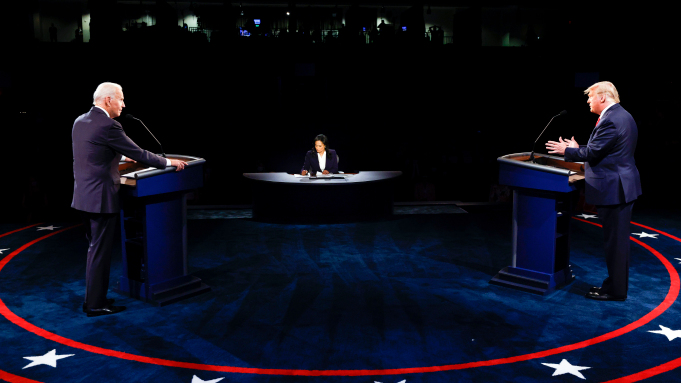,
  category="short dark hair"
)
[313,134,329,151]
